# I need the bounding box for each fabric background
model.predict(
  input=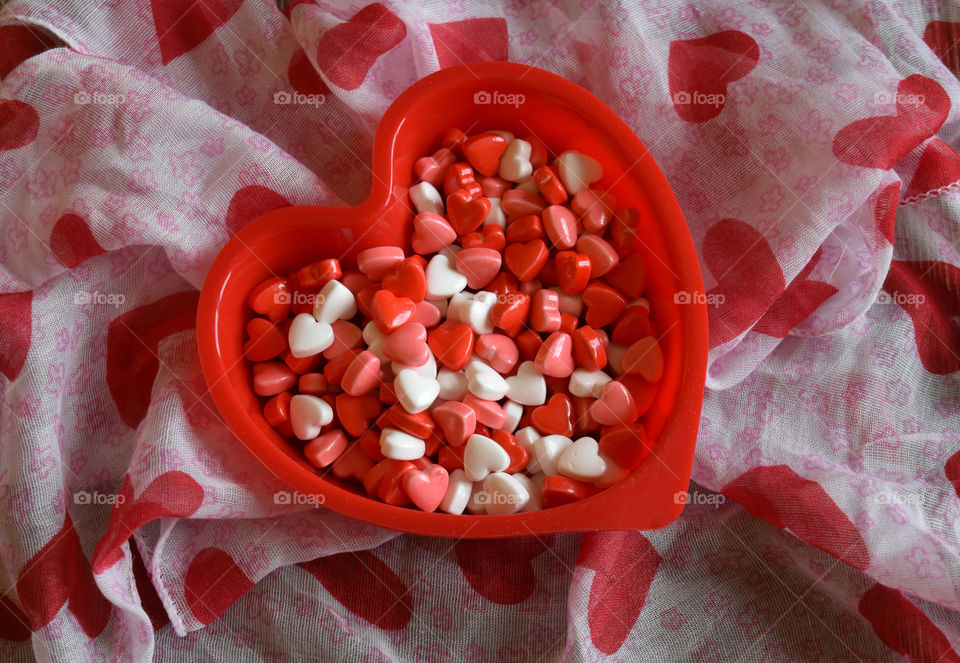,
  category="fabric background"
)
[1,0,960,660]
